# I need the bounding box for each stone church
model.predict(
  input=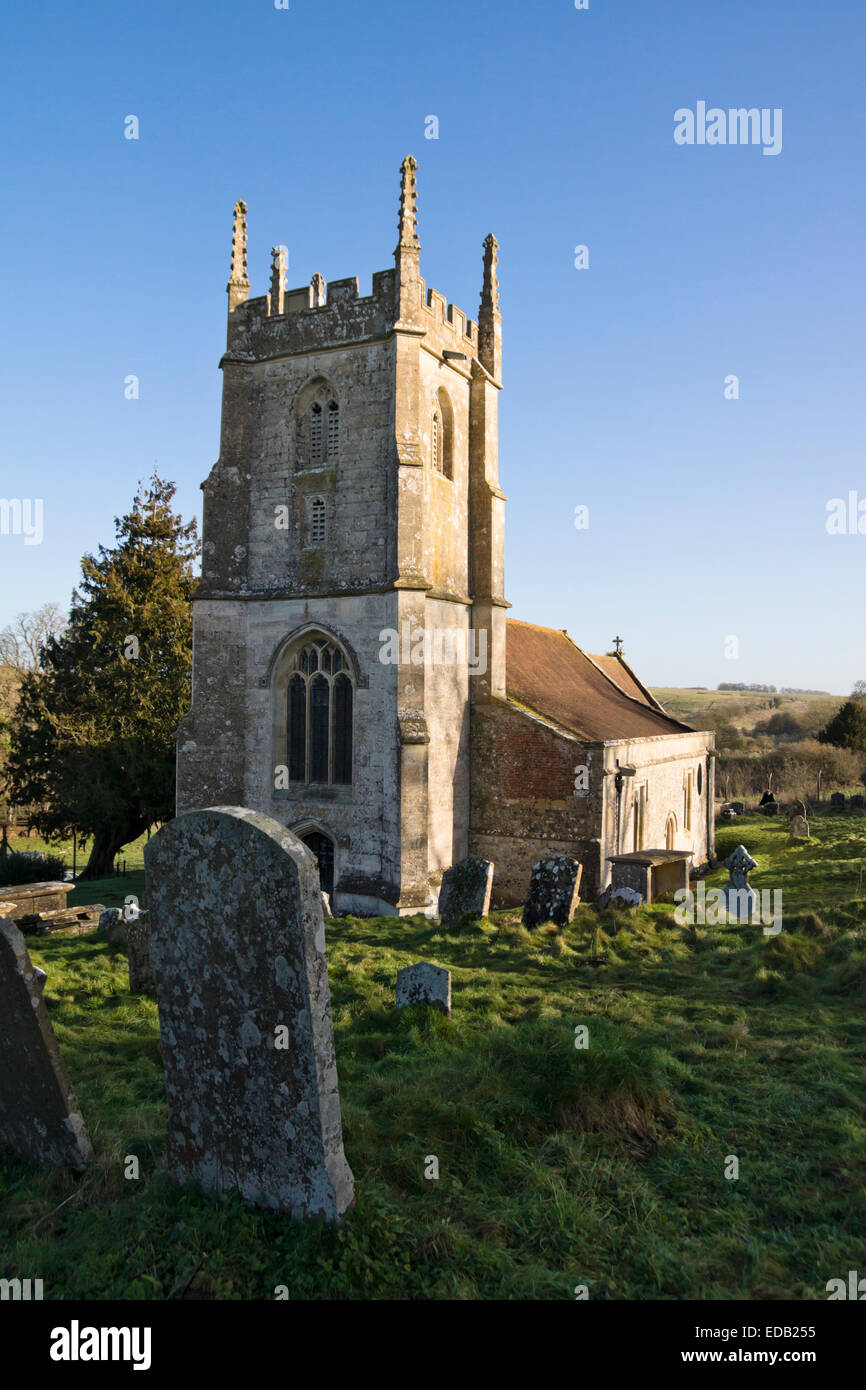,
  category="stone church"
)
[176,156,715,914]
